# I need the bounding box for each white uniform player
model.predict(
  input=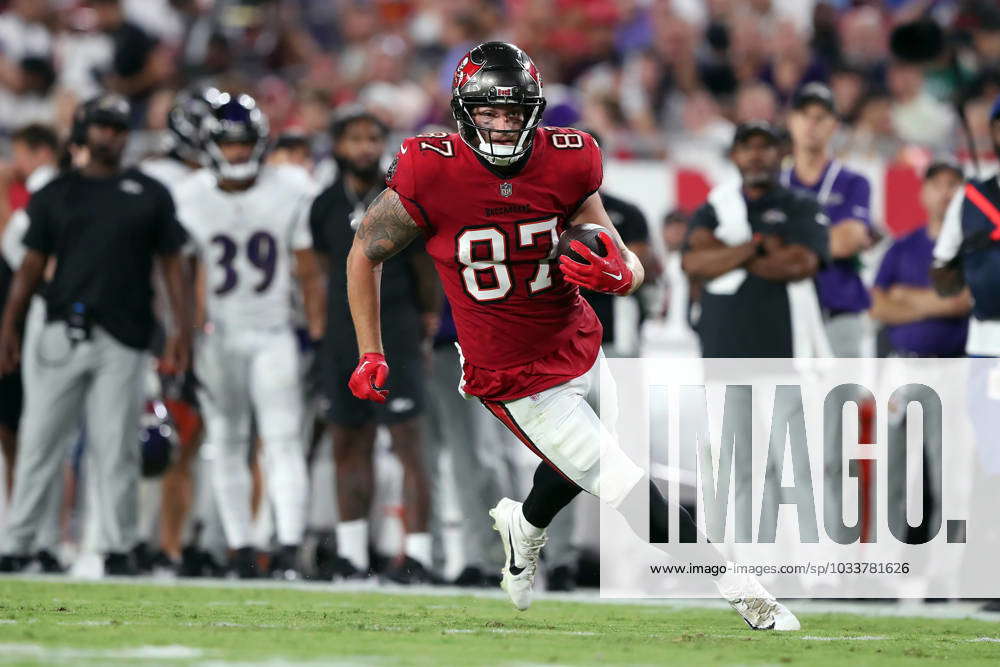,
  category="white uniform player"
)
[173,91,319,578]
[134,90,230,575]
